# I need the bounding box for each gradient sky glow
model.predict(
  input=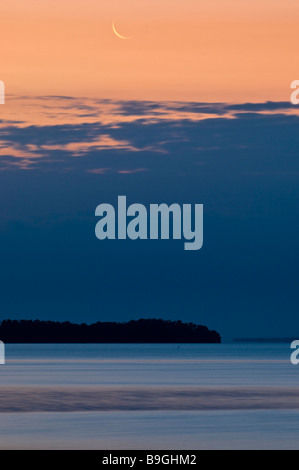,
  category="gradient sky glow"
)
[1,0,298,101]
[0,1,298,339]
